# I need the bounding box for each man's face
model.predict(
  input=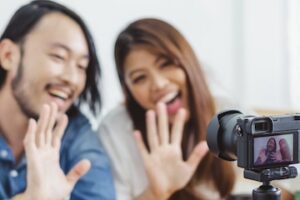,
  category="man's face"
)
[11,12,89,119]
